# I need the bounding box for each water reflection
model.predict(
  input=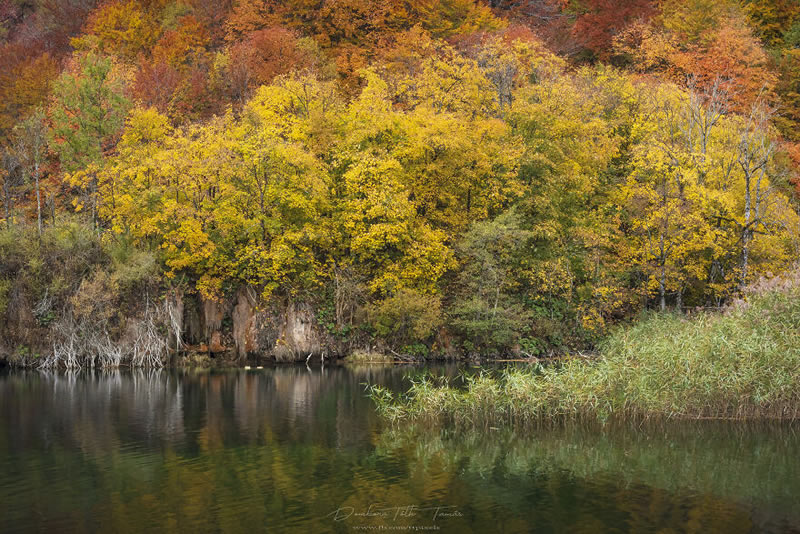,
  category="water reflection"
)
[377,422,800,534]
[0,367,797,534]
